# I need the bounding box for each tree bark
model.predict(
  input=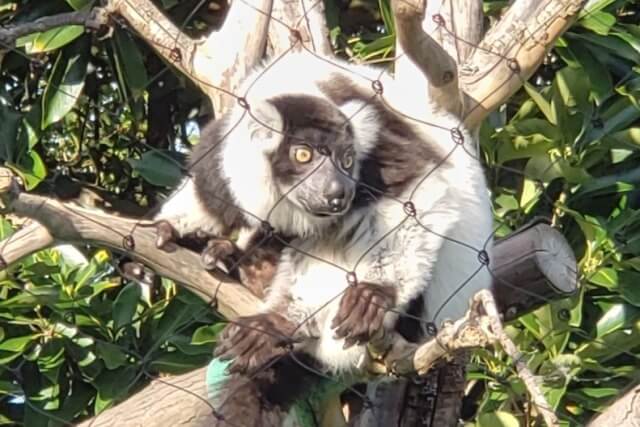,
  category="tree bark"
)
[588,384,640,427]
